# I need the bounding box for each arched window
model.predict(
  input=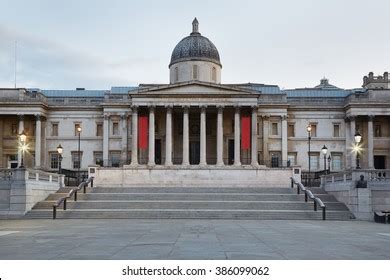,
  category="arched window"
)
[174,67,179,82]
[211,67,216,82]
[192,65,198,80]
